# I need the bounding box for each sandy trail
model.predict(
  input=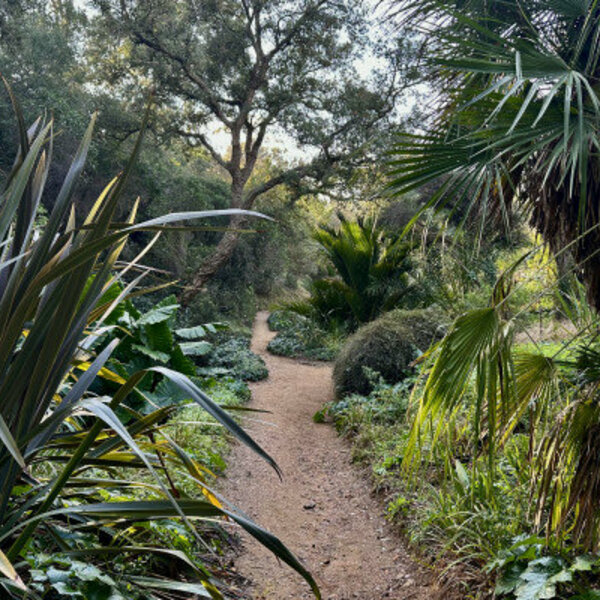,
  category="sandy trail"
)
[221,311,434,600]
